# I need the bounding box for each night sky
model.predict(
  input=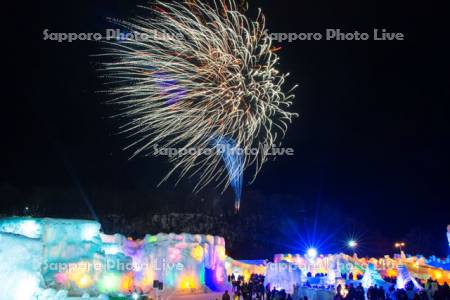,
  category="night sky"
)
[4,0,450,256]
